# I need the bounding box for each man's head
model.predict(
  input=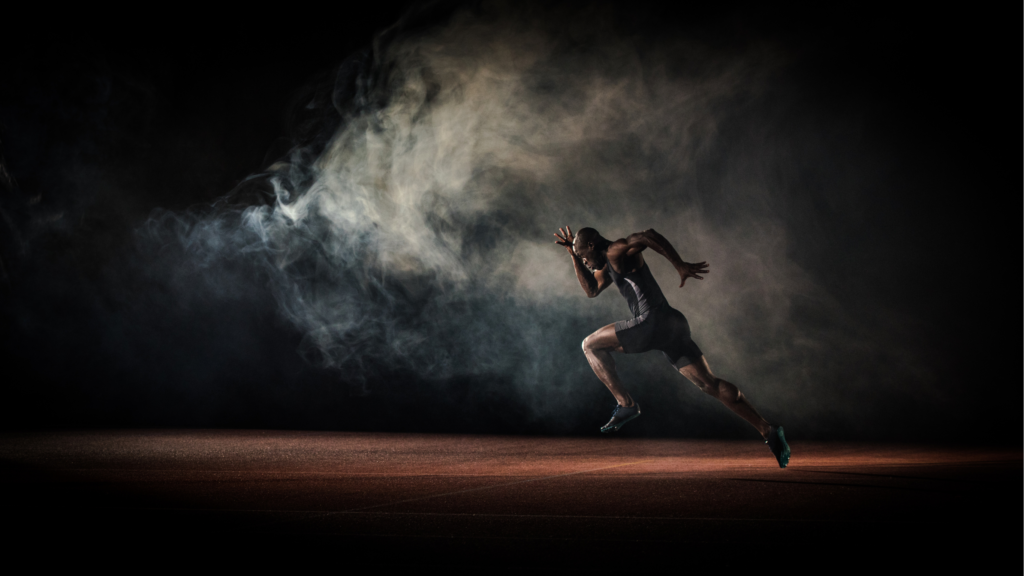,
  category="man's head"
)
[573,227,607,270]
